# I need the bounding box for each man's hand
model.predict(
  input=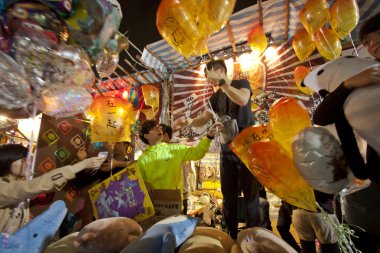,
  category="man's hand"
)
[344,64,380,89]
[207,122,223,138]
[72,157,106,173]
